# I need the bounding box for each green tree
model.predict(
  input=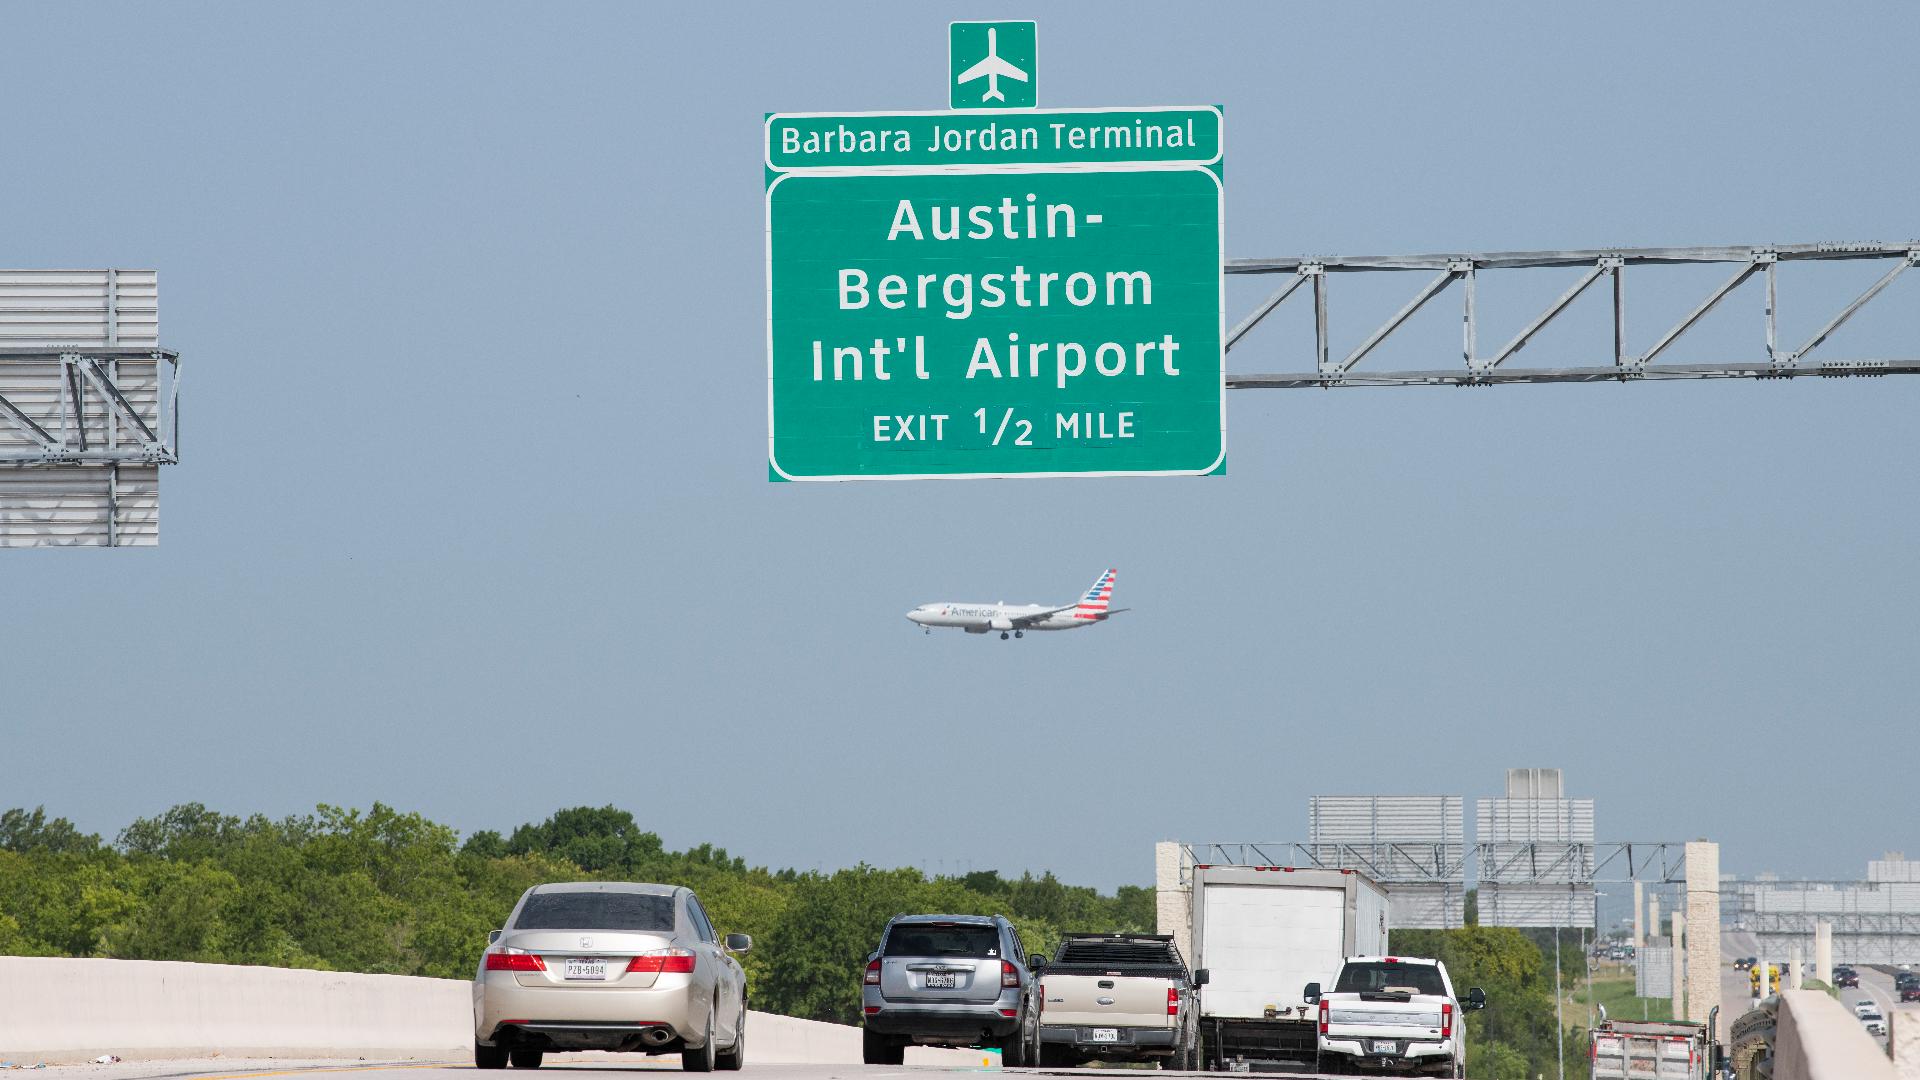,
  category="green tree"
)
[506,806,665,874]
[760,866,948,1024]
[0,807,101,855]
